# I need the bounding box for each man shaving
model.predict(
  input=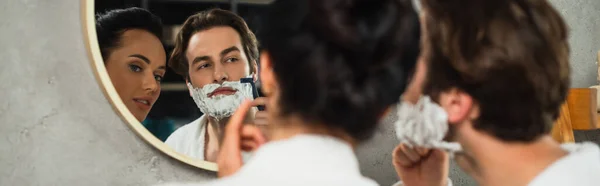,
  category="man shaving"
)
[393,0,600,185]
[165,9,265,162]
